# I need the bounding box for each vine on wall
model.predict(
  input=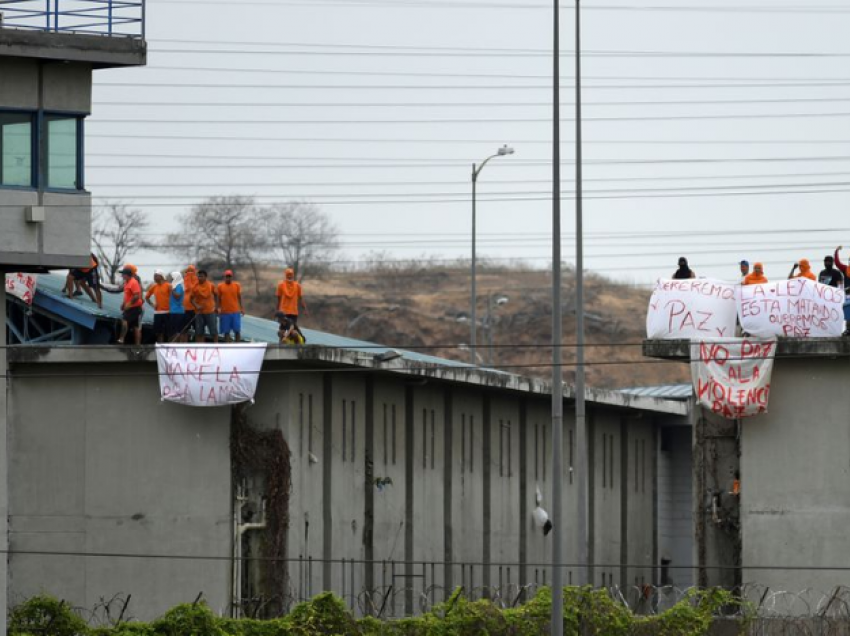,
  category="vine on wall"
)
[230,404,293,617]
